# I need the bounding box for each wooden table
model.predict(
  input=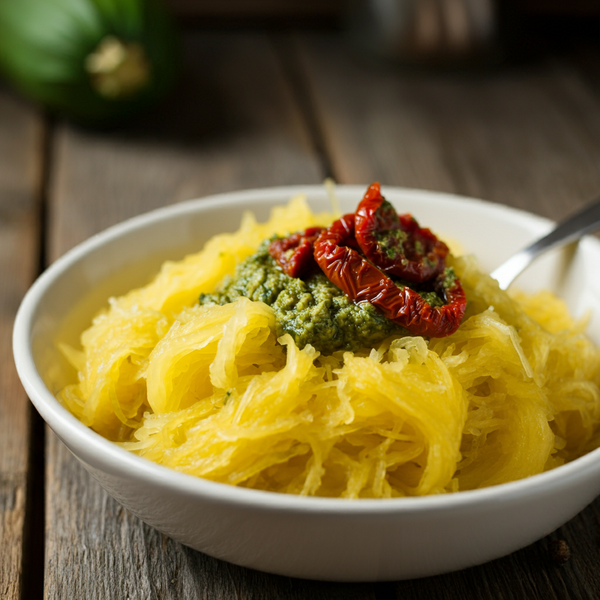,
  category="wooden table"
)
[3,26,600,599]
